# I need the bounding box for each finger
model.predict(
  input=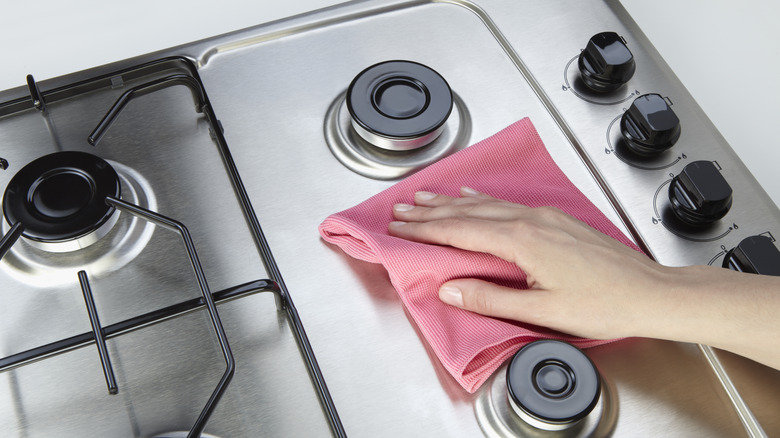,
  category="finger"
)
[392,202,608,255]
[438,278,553,326]
[413,191,458,207]
[388,216,526,263]
[414,189,506,207]
[460,186,497,200]
[394,197,527,223]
